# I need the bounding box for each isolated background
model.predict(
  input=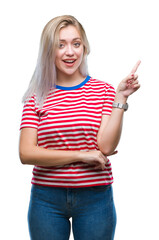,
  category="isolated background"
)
[1,0,159,239]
